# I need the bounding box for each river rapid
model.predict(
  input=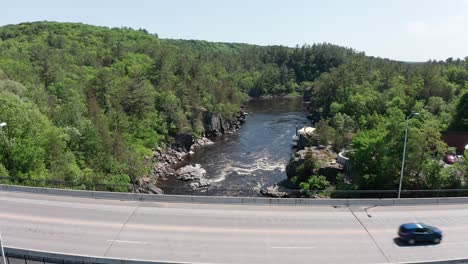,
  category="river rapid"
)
[158,97,310,196]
